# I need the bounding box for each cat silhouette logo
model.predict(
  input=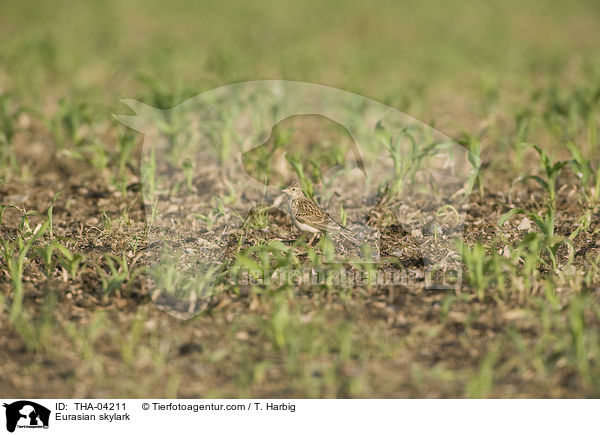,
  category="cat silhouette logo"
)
[3,401,50,432]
